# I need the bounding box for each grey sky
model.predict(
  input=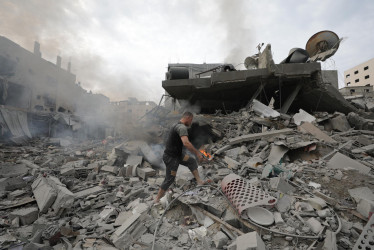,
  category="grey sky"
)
[0,0,373,102]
